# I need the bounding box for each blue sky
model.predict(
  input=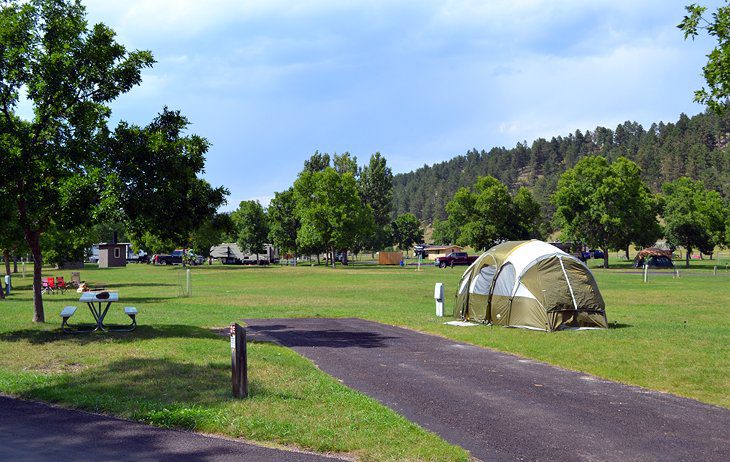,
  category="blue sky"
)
[82,0,720,211]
